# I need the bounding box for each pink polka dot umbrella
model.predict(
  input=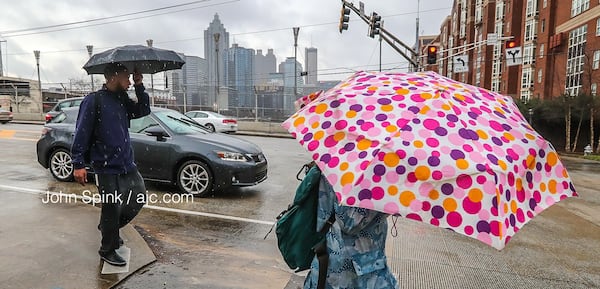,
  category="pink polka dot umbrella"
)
[282,71,577,250]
